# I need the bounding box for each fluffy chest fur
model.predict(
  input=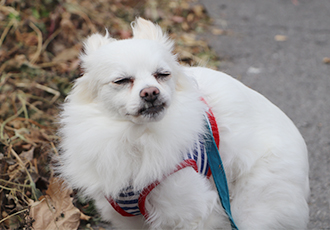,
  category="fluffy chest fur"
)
[58,86,207,198]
